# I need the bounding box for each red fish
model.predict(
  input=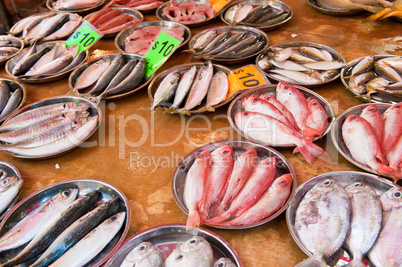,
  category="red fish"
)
[259,93,298,130]
[382,102,402,155]
[385,134,402,176]
[360,104,384,145]
[303,97,328,141]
